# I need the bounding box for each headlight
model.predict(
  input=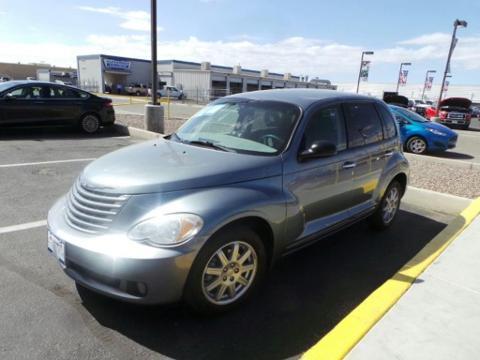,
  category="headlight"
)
[427,128,447,136]
[128,213,203,247]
